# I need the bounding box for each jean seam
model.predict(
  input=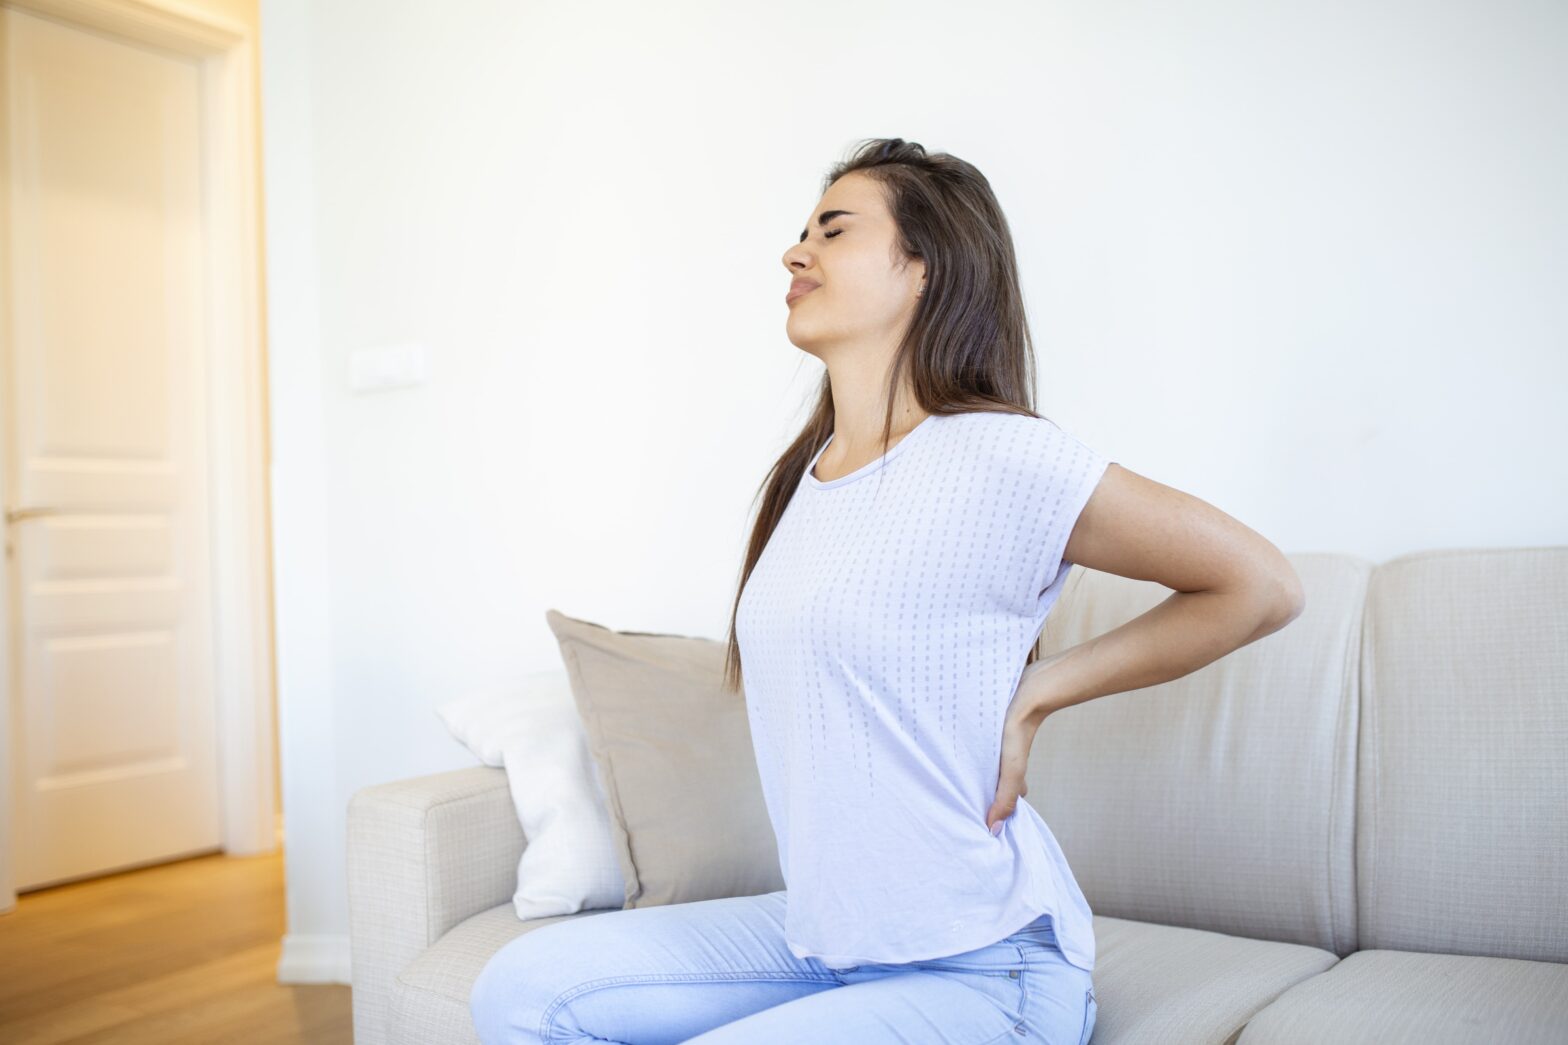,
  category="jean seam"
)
[1013,965,1030,1037]
[537,969,839,1041]
[1011,940,1028,1024]
[1077,987,1095,1045]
